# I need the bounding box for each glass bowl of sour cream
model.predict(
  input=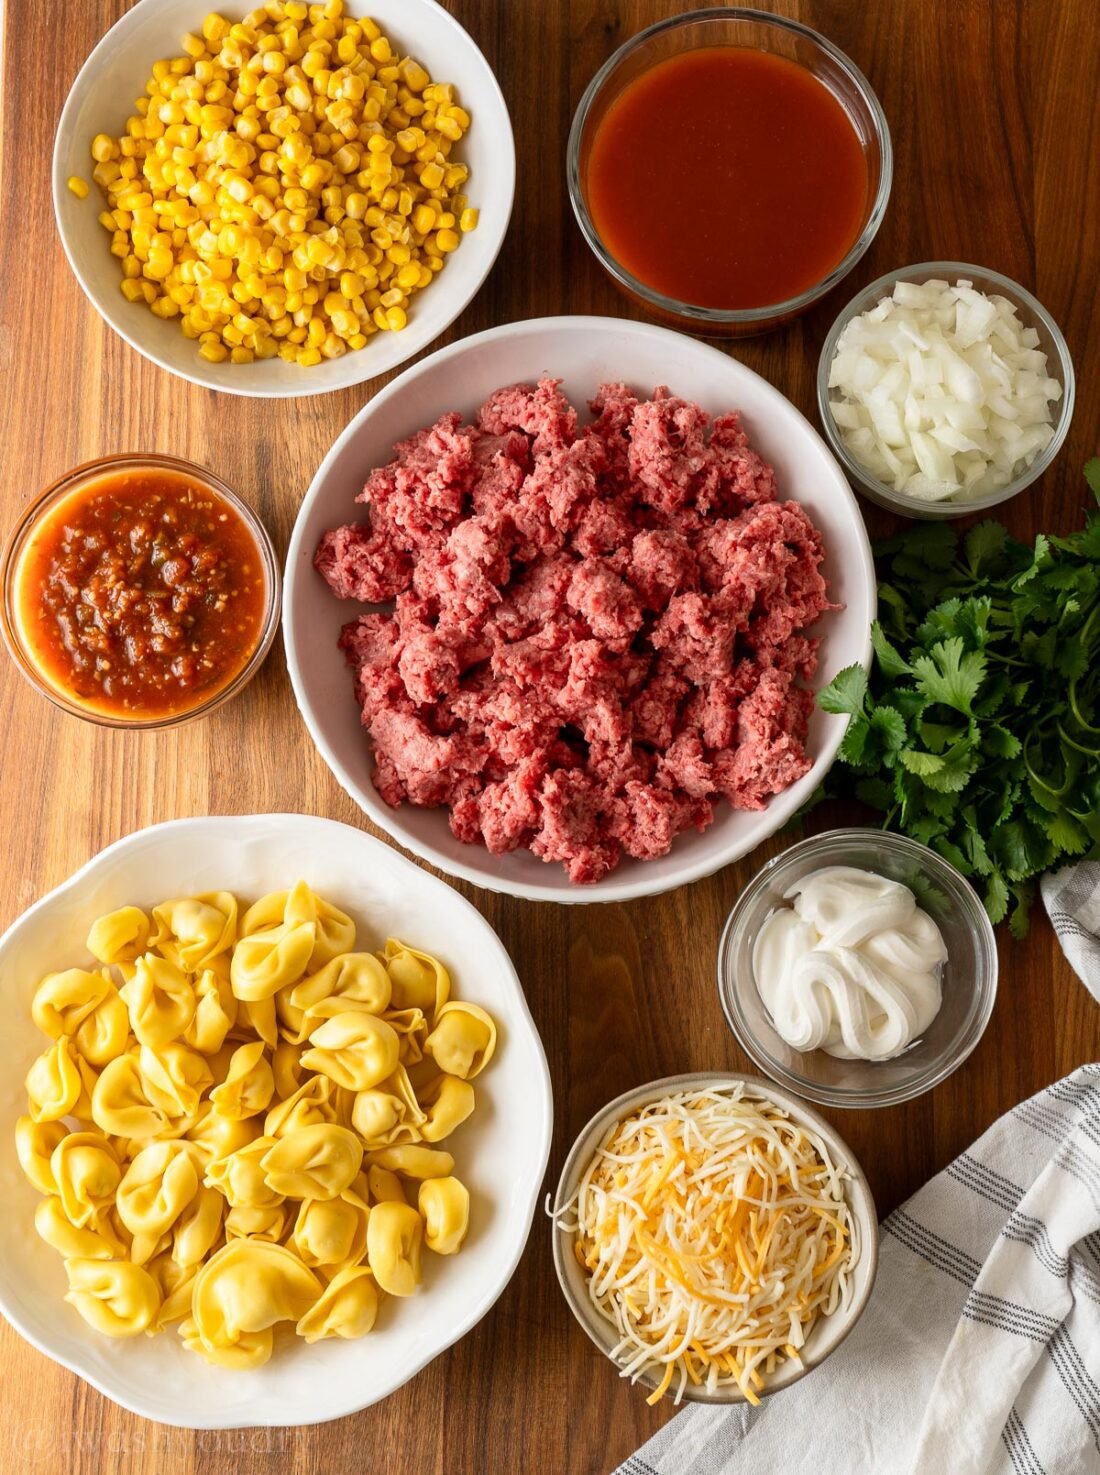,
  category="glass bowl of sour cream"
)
[718,829,998,1108]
